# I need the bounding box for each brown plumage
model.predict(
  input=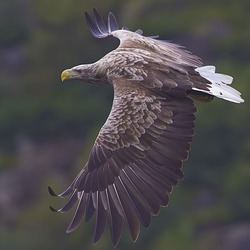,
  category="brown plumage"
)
[50,8,244,247]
